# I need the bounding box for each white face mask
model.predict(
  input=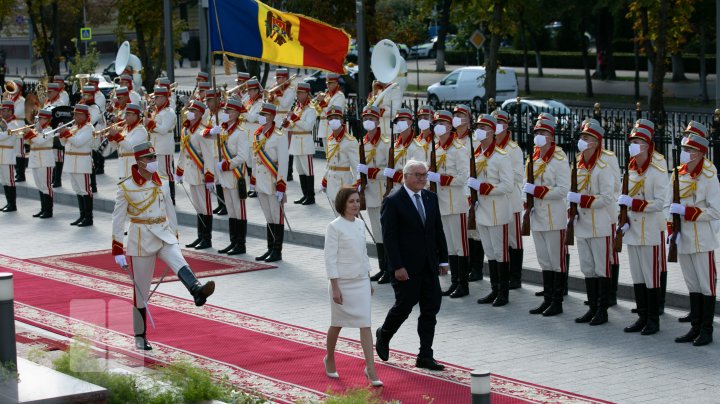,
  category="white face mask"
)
[495,124,505,134]
[395,120,409,132]
[258,115,267,125]
[434,125,447,136]
[533,134,547,147]
[418,119,431,131]
[328,119,342,130]
[363,120,376,131]
[219,112,230,123]
[185,111,196,121]
[474,128,487,142]
[452,116,463,128]
[680,150,693,164]
[144,161,158,174]
[577,139,589,152]
[628,143,643,157]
